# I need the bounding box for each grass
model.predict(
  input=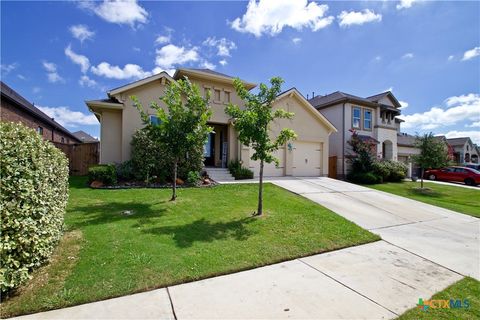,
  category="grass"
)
[397,277,480,320]
[1,177,379,317]
[367,181,480,218]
